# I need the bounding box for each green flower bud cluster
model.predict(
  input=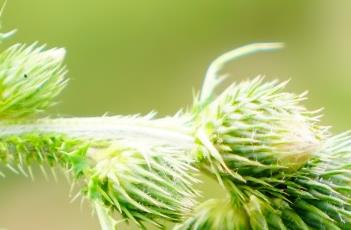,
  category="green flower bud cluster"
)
[0,39,198,228]
[0,28,349,230]
[178,132,351,230]
[180,44,350,230]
